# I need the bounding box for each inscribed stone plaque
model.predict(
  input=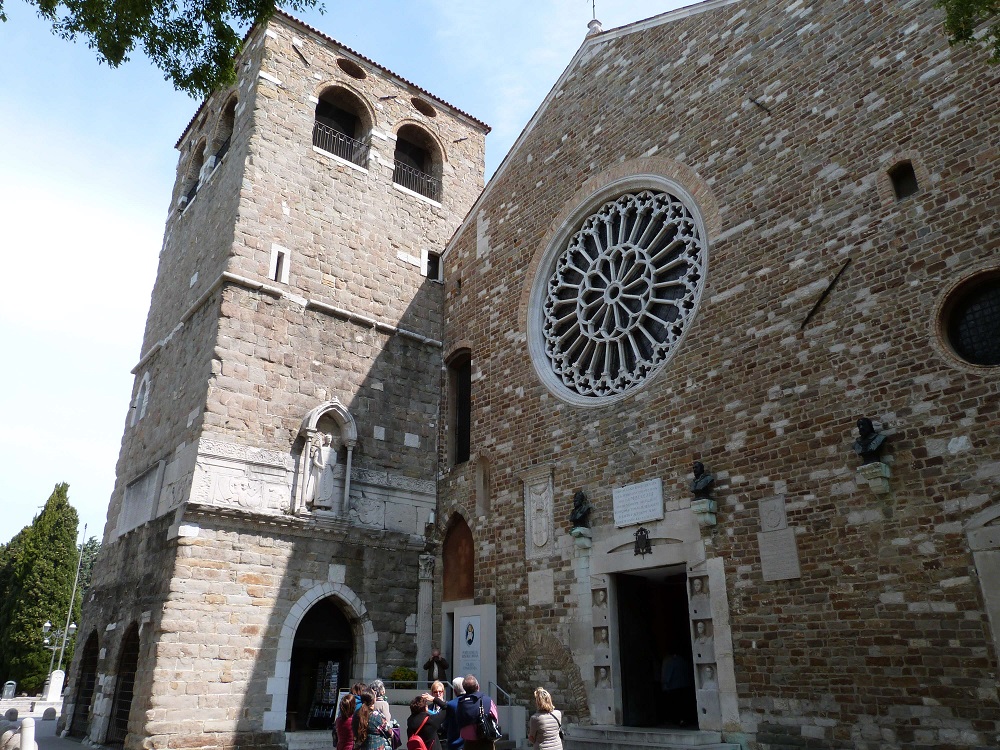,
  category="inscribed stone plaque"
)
[758,527,802,581]
[613,478,664,527]
[759,496,788,532]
